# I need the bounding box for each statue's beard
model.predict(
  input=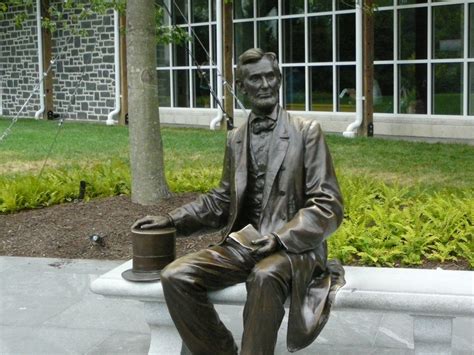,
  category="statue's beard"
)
[249,94,279,114]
